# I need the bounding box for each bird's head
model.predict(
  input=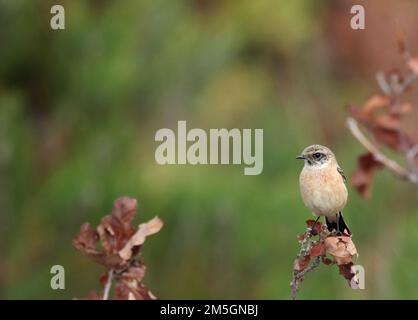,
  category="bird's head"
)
[296,144,336,167]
